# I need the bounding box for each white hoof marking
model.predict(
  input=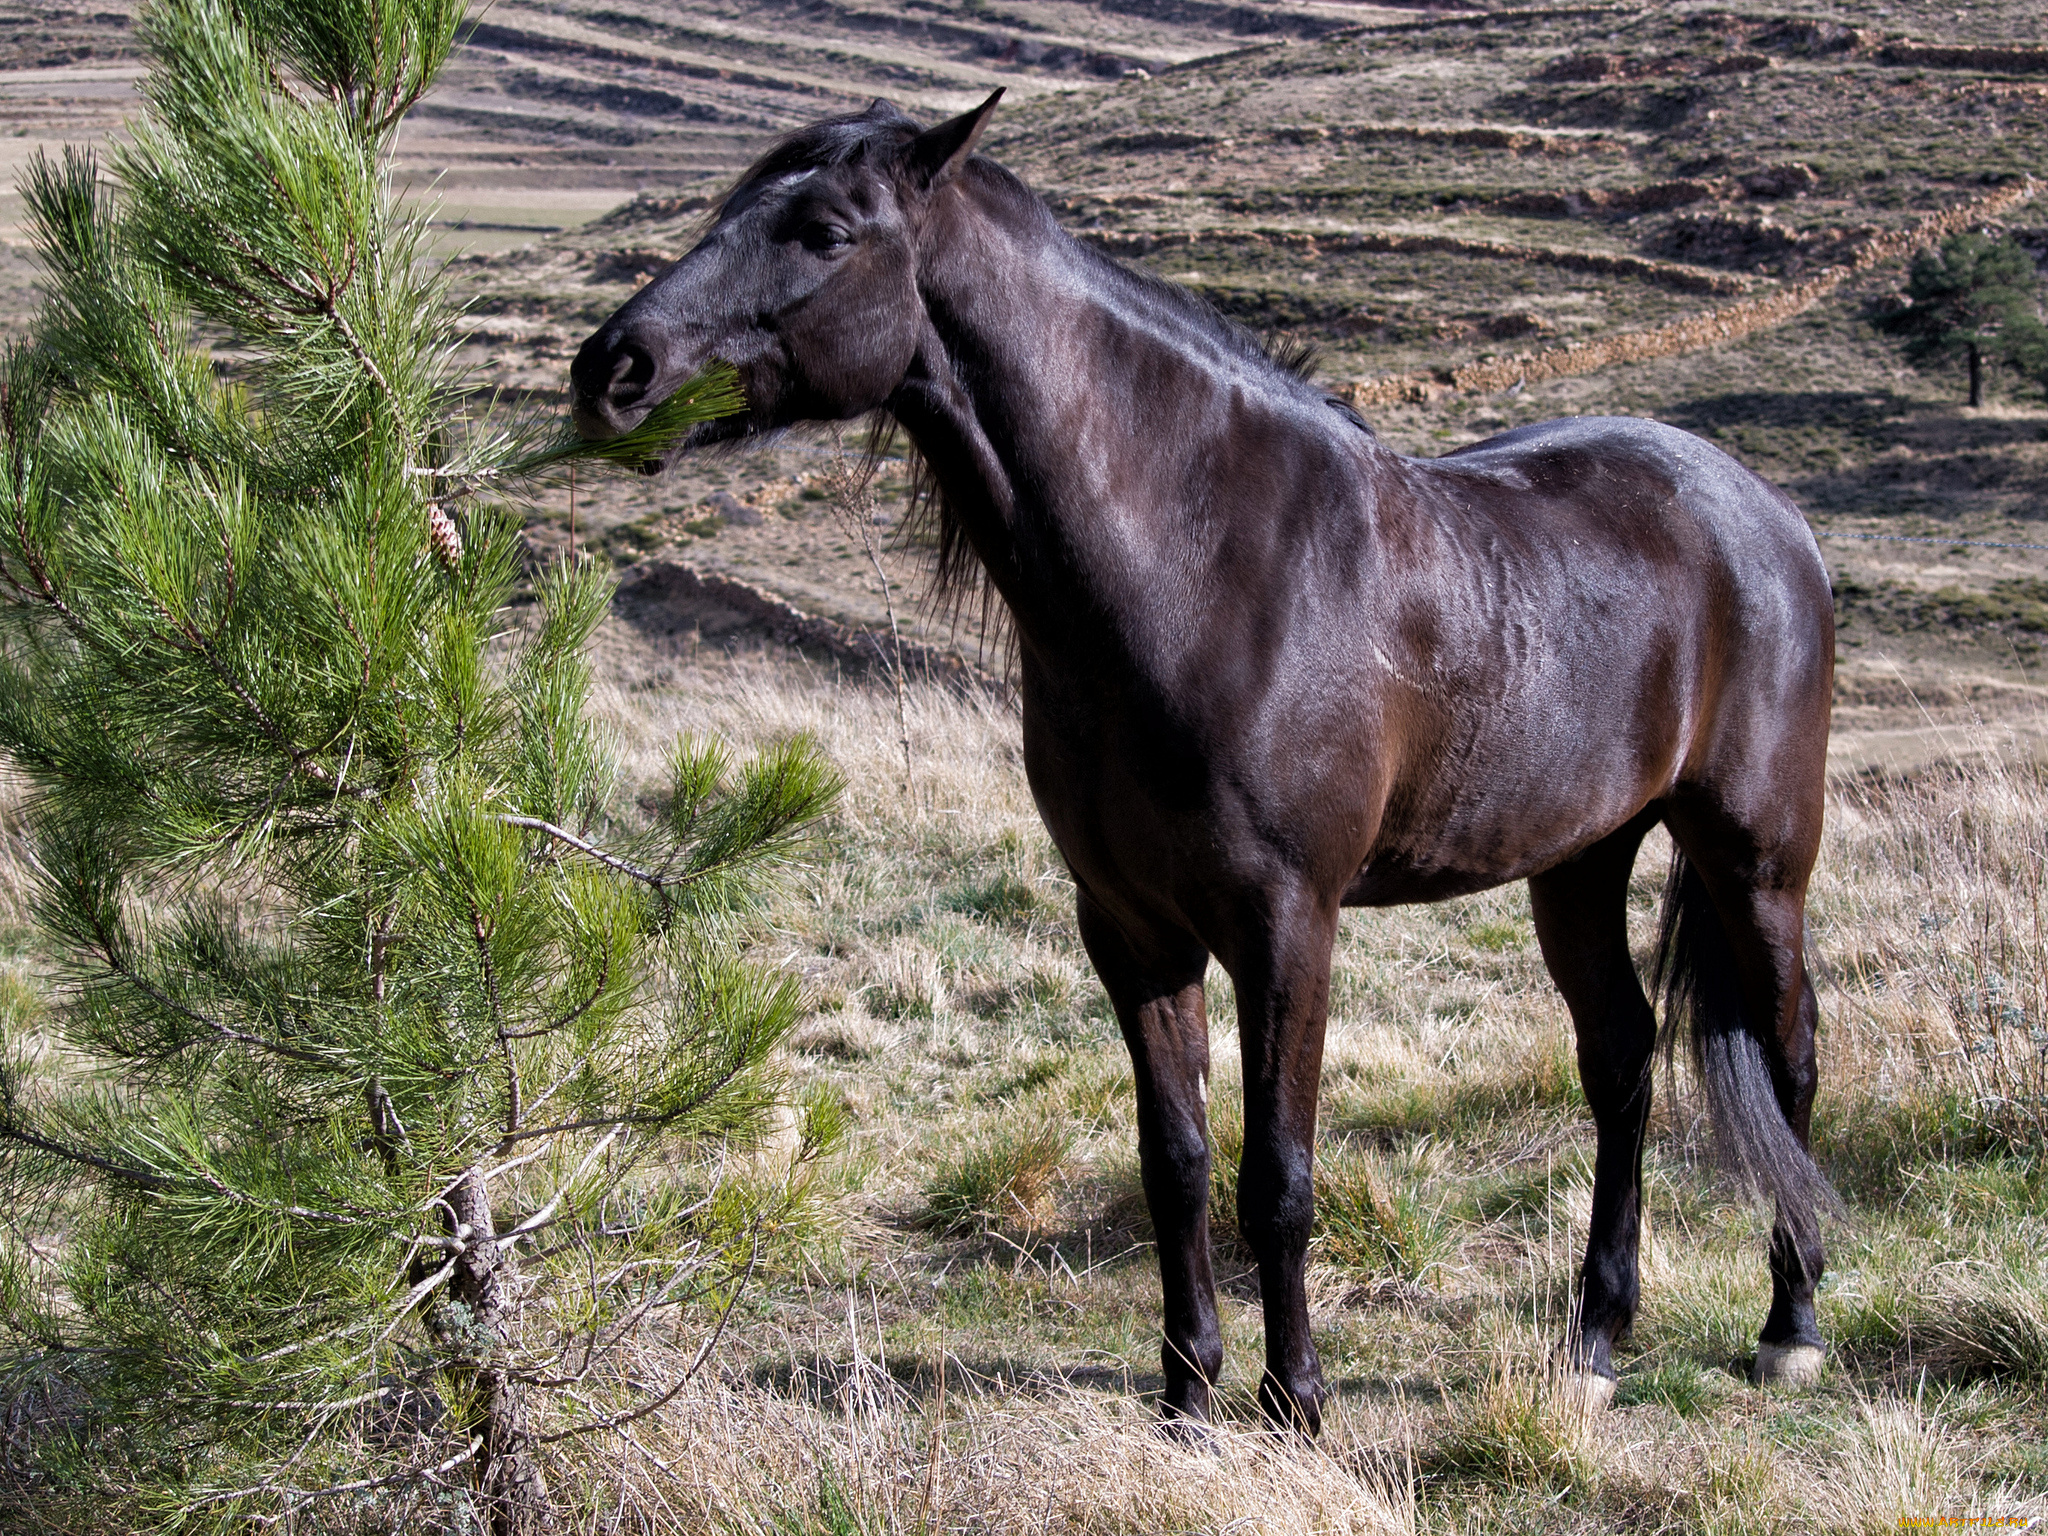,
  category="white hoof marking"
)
[1555,1371,1617,1413]
[1754,1342,1825,1387]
